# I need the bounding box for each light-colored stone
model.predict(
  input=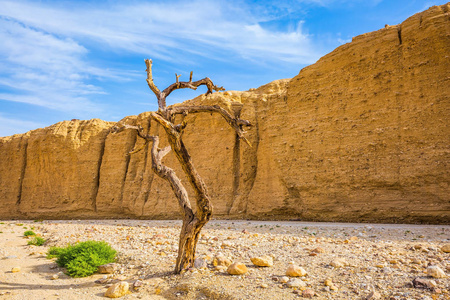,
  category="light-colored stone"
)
[227,262,248,275]
[213,255,232,267]
[194,258,207,269]
[287,278,306,288]
[324,278,333,286]
[11,267,21,273]
[279,276,289,283]
[250,256,273,267]
[98,263,118,274]
[427,266,446,278]
[286,265,307,277]
[105,281,129,298]
[330,258,348,268]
